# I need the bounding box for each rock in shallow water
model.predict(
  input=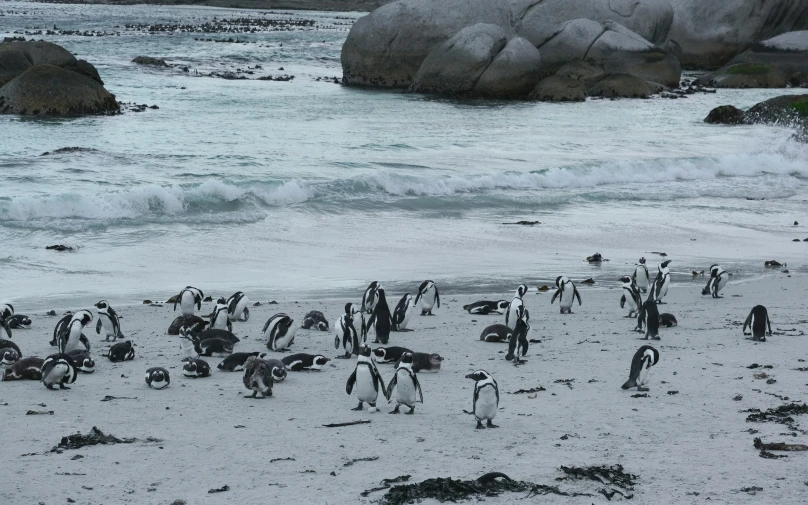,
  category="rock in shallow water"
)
[704,105,746,124]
